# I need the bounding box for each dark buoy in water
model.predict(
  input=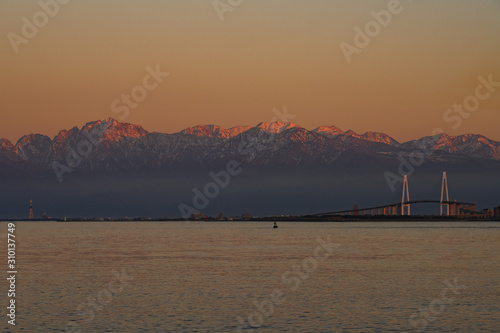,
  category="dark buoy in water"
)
[273,222,278,228]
